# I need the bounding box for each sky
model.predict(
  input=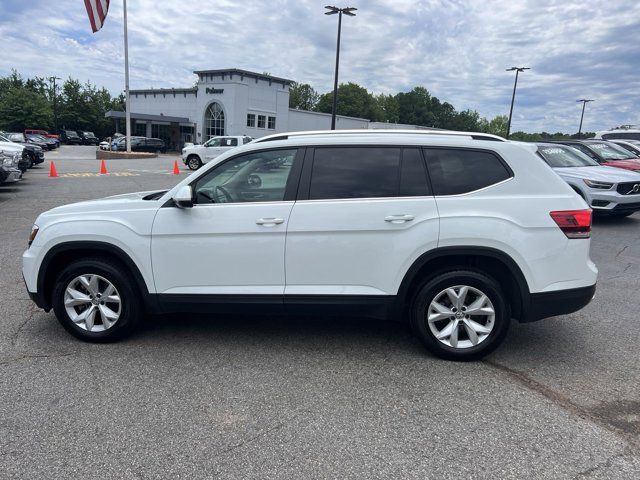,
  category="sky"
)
[1,0,639,133]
